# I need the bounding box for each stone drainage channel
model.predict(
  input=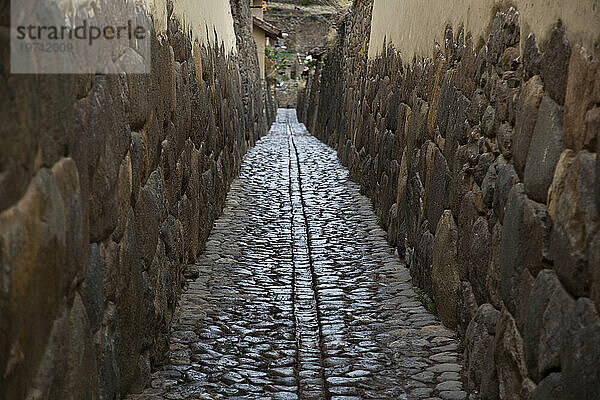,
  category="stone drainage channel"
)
[128,109,469,400]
